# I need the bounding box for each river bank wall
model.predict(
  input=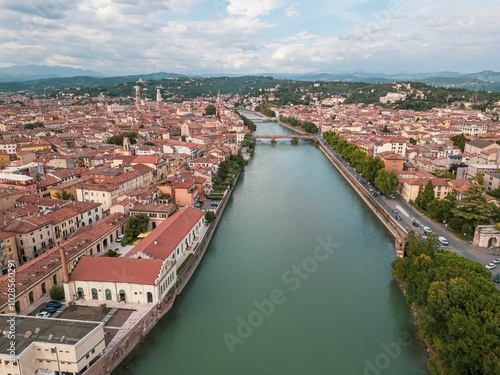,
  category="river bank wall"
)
[317,139,406,257]
[85,170,246,374]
